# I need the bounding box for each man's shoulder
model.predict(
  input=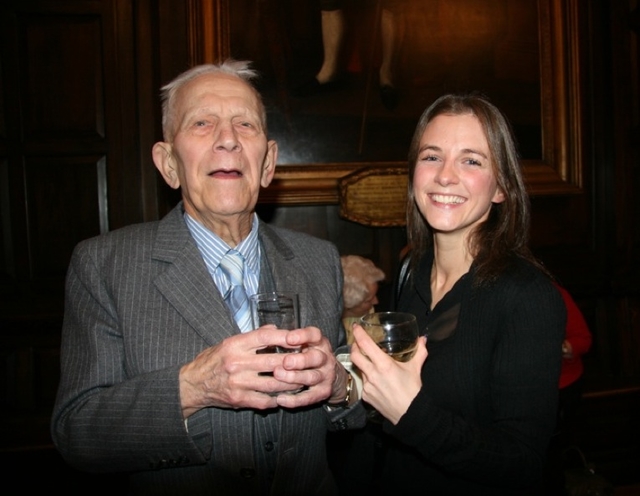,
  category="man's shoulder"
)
[76,220,161,251]
[75,204,182,253]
